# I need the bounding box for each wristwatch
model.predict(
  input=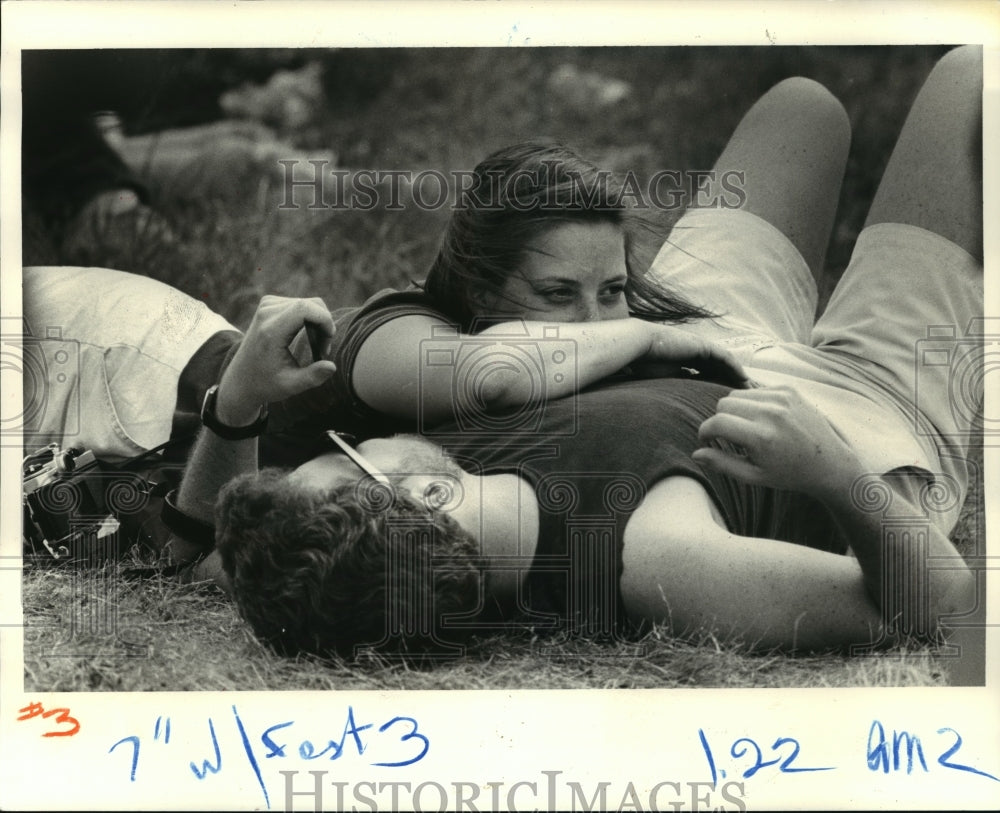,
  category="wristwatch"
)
[161,488,217,552]
[200,384,268,440]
